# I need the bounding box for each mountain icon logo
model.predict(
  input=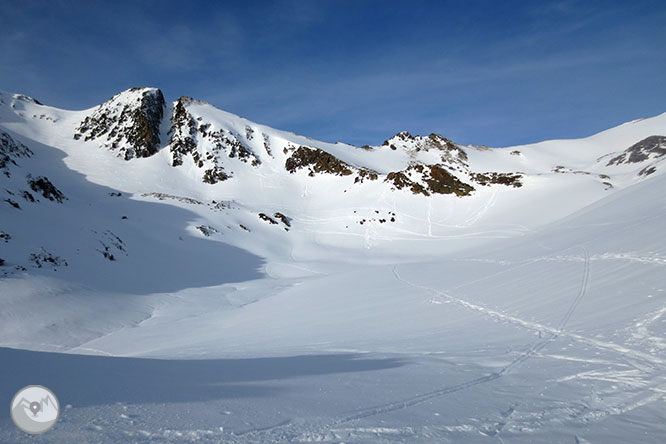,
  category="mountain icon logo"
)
[10,385,59,434]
